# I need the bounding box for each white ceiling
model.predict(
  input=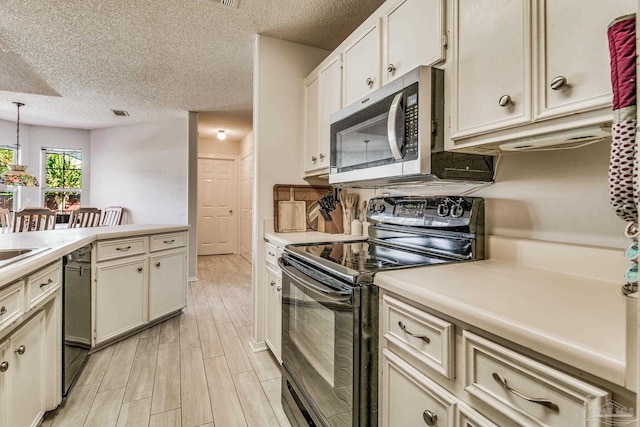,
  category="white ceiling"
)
[0,0,385,139]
